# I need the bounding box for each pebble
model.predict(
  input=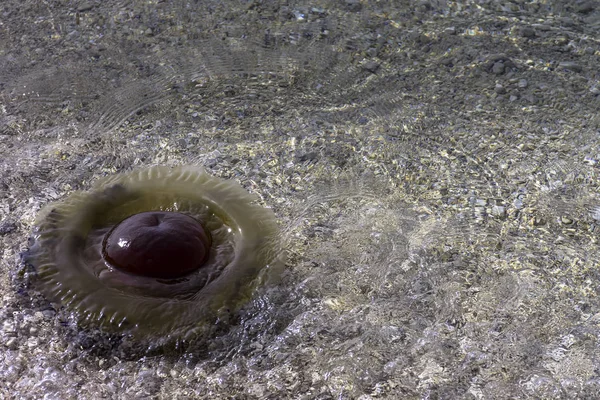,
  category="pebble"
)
[439,57,454,66]
[485,54,516,75]
[523,94,538,104]
[495,84,506,94]
[531,23,551,31]
[26,337,39,349]
[518,79,528,88]
[444,27,456,35]
[492,62,505,74]
[561,216,574,225]
[491,205,507,219]
[576,2,595,13]
[344,0,362,12]
[77,2,94,12]
[514,198,524,210]
[5,337,18,350]
[0,221,17,235]
[519,26,536,38]
[558,61,582,72]
[473,198,487,207]
[592,207,600,221]
[518,142,536,151]
[532,216,546,226]
[362,61,380,73]
[554,36,569,46]
[558,17,576,27]
[2,320,16,336]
